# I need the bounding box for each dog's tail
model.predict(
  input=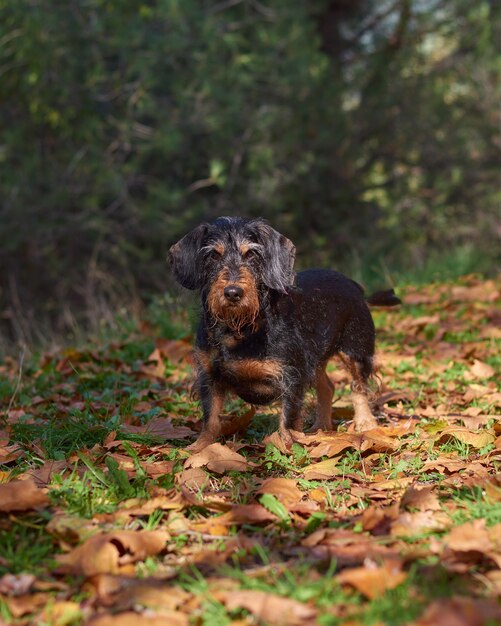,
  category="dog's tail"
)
[366,289,401,307]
